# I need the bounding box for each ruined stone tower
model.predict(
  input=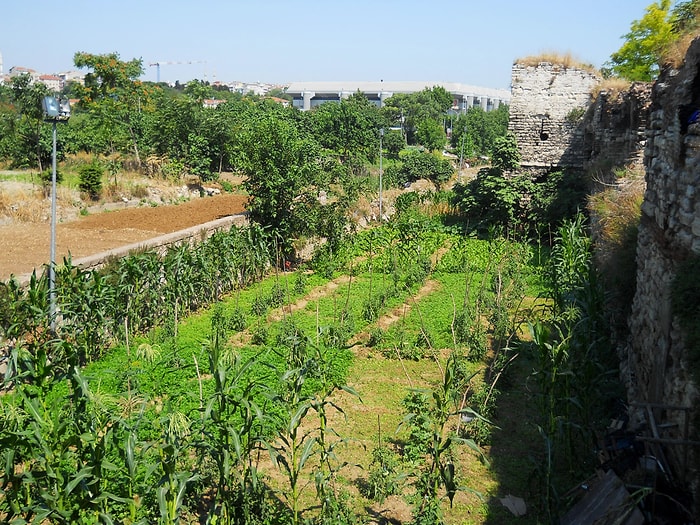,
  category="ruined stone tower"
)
[508,59,601,169]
